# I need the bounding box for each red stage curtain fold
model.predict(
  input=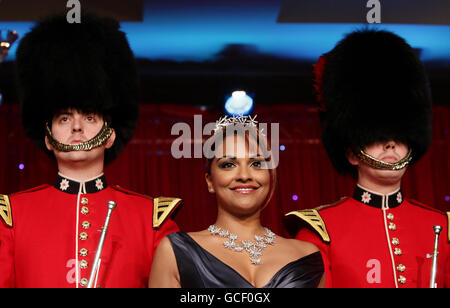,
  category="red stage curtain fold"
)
[1,103,449,237]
